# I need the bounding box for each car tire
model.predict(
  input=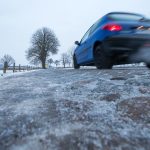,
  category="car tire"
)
[146,64,150,69]
[94,44,113,69]
[73,55,80,69]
